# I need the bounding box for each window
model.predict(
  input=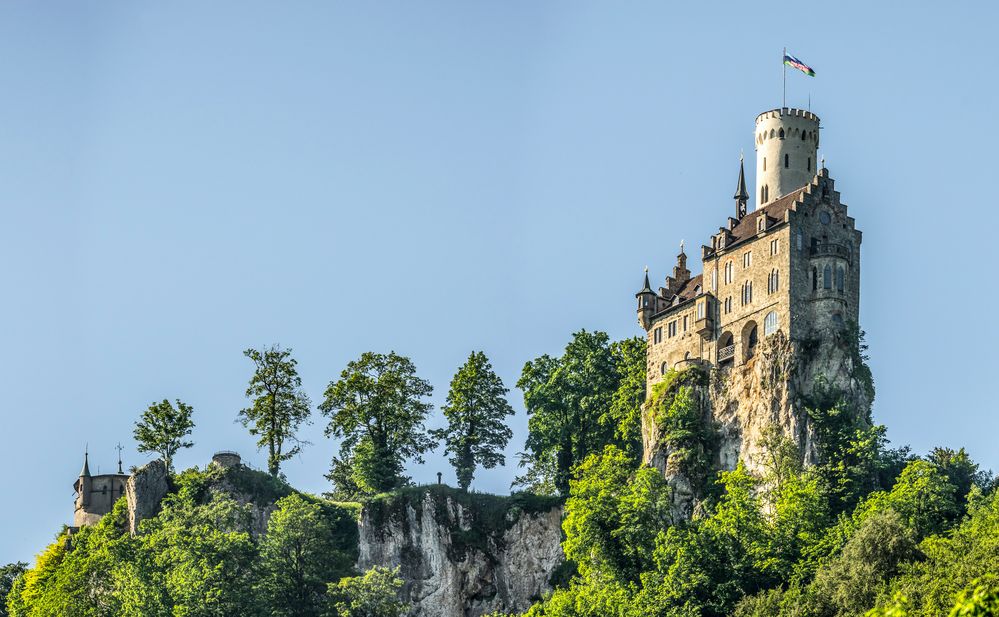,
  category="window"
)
[770,238,779,255]
[741,281,753,305]
[823,265,832,289]
[711,270,717,290]
[784,153,789,168]
[697,302,705,319]
[796,231,803,252]
[724,261,733,284]
[836,266,845,292]
[661,362,668,376]
[683,316,688,331]
[779,128,785,139]
[743,251,752,268]
[807,157,811,172]
[763,157,767,171]
[653,327,662,344]
[812,266,818,291]
[768,269,780,293]
[802,131,807,141]
[668,321,677,337]
[764,311,779,335]
[724,296,732,314]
